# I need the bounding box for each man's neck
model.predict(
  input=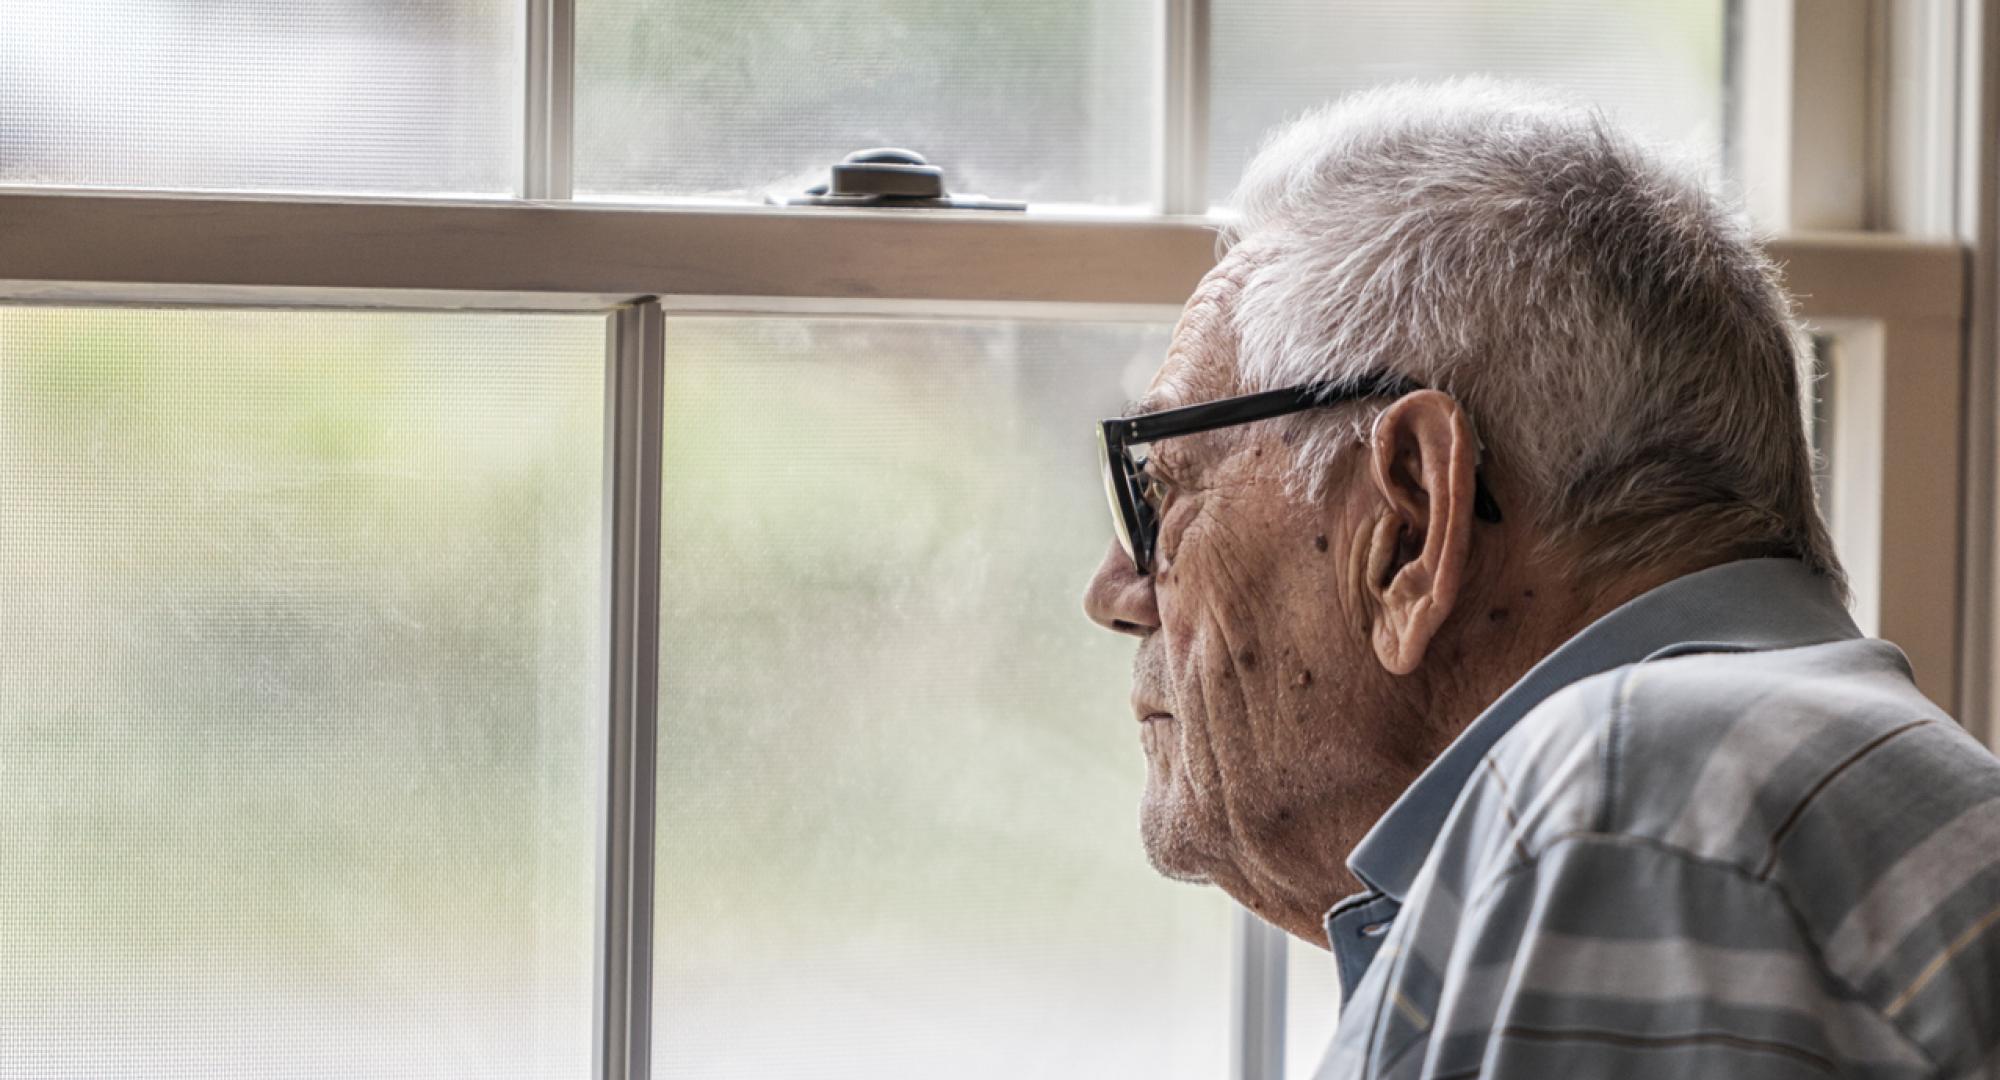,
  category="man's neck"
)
[1430,555,1712,749]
